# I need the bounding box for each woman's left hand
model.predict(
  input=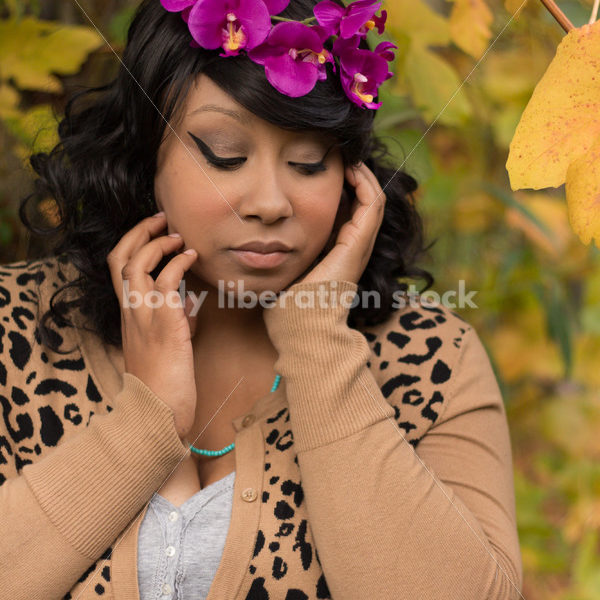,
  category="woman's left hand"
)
[293,161,387,287]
